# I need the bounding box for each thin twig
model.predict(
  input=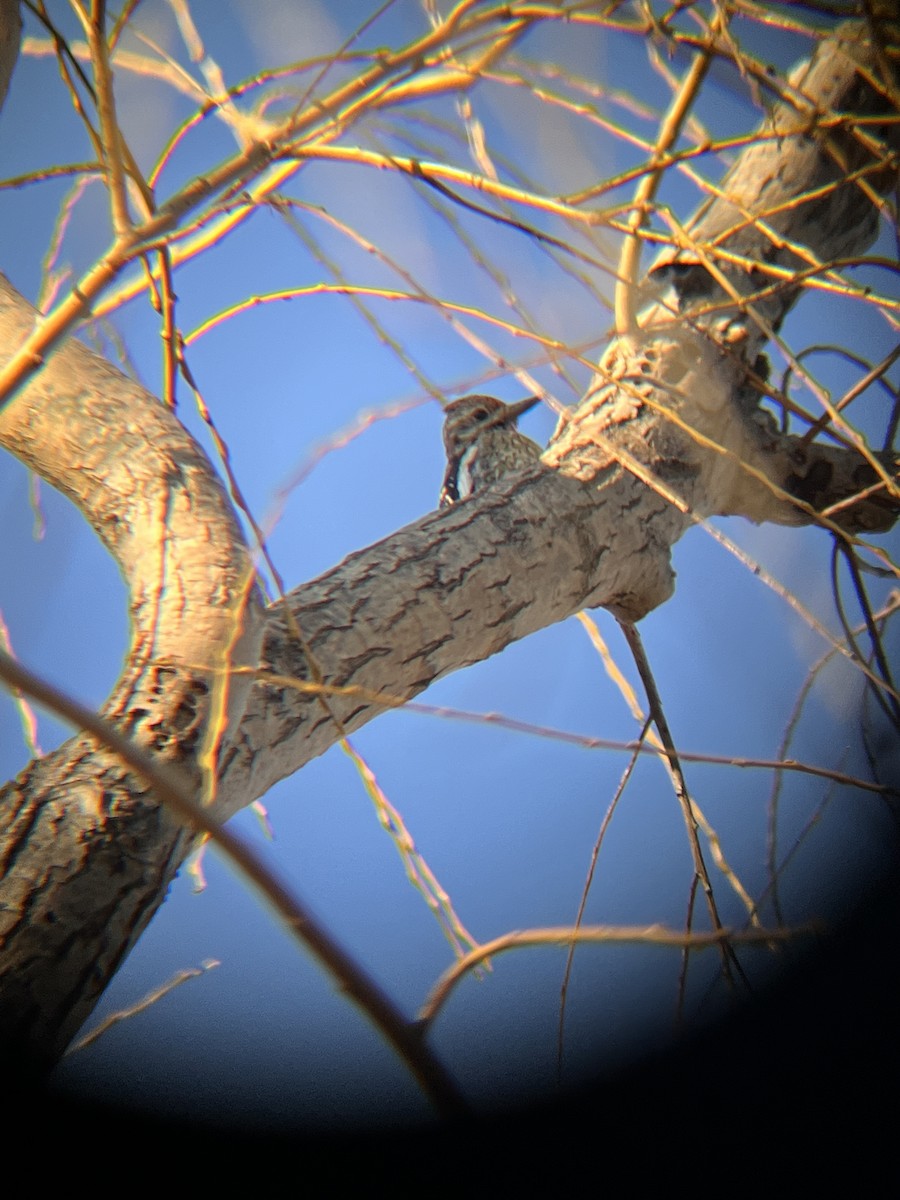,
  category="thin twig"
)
[556,718,651,1080]
[80,1,132,234]
[618,619,743,991]
[419,921,811,1029]
[614,13,715,336]
[66,960,221,1054]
